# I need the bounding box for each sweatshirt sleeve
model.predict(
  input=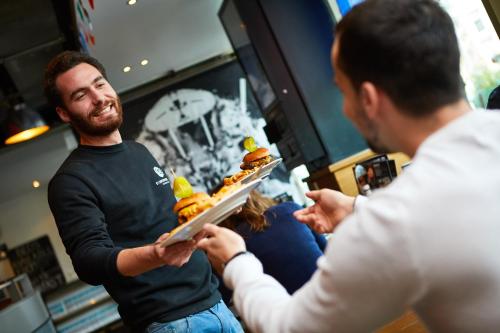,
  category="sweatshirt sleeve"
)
[48,173,123,285]
[223,194,424,333]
